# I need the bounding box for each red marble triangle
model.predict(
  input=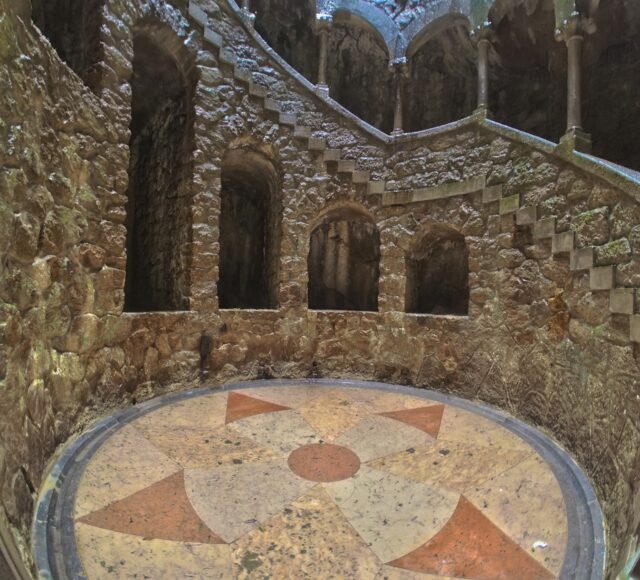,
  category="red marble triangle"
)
[388,496,554,579]
[379,404,445,438]
[225,392,290,424]
[78,471,225,544]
